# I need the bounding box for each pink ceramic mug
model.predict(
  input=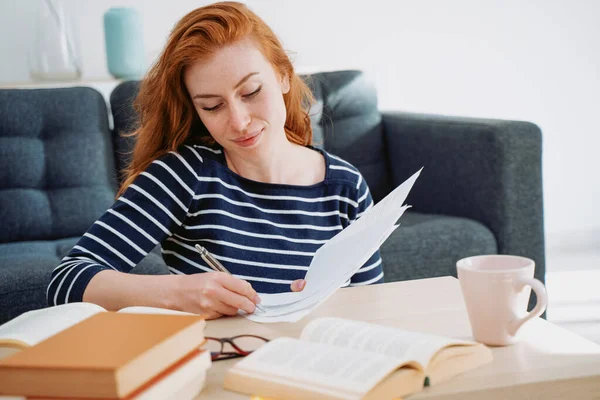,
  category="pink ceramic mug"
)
[456,255,548,346]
